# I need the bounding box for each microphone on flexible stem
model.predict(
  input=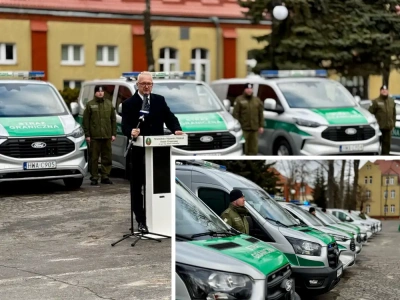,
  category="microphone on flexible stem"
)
[124,94,150,158]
